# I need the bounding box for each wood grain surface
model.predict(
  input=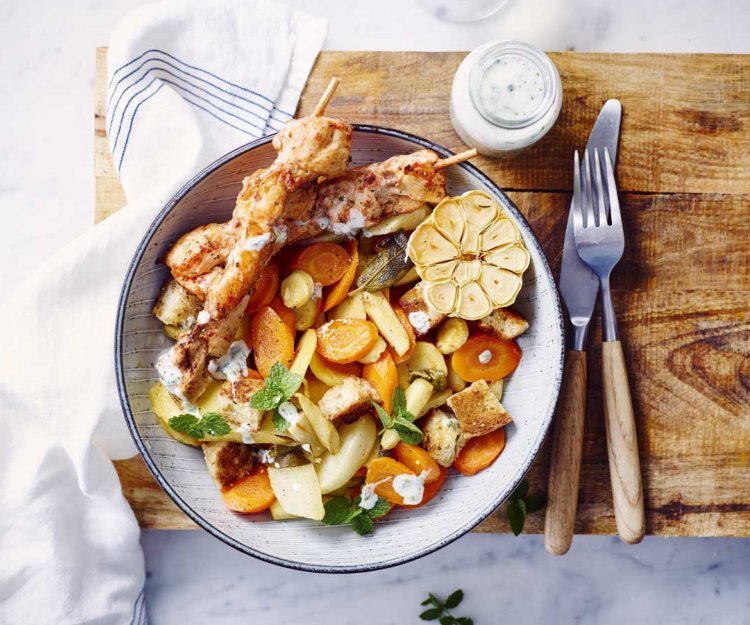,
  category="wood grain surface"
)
[95,48,750,535]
